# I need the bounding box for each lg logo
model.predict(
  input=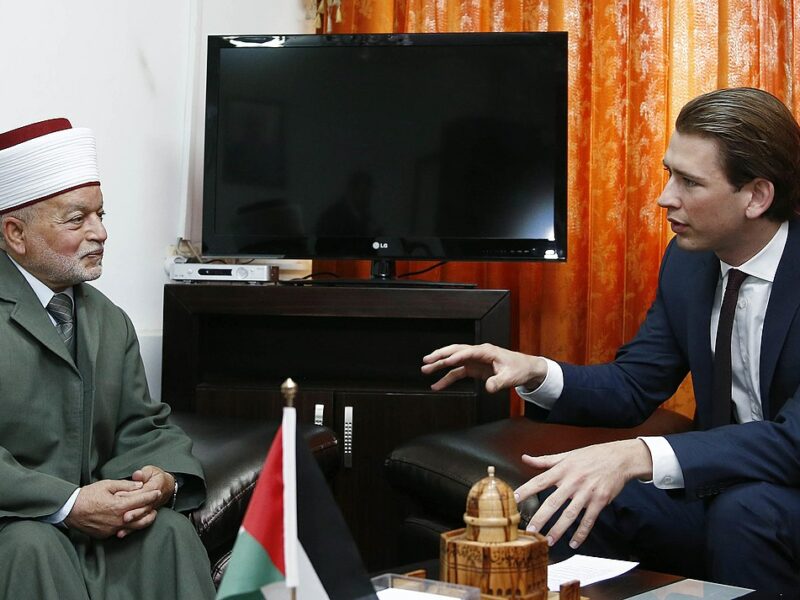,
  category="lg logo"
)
[372,241,388,249]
